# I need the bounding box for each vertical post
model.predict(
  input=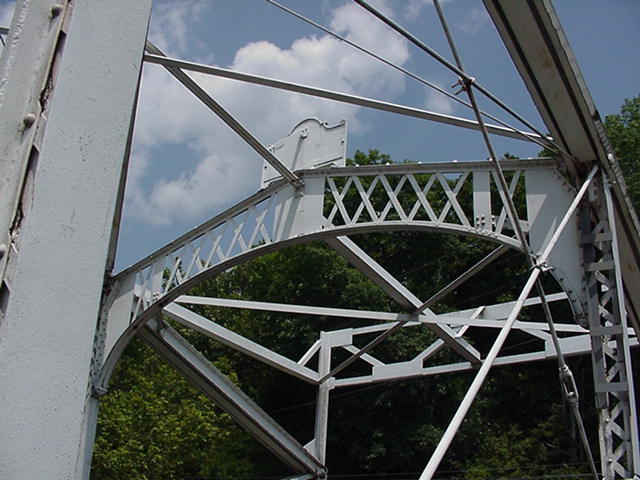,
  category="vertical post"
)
[582,175,639,479]
[604,184,640,475]
[313,332,332,464]
[0,1,151,479]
